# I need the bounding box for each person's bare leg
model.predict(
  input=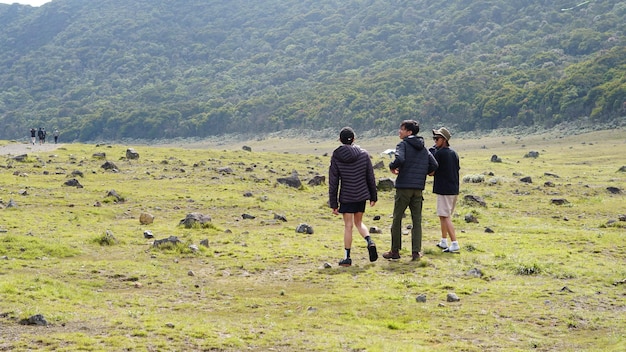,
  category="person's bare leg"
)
[343,213,354,249]
[353,212,369,238]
